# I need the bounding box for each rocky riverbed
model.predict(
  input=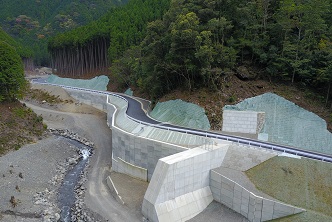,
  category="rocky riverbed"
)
[0,129,105,222]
